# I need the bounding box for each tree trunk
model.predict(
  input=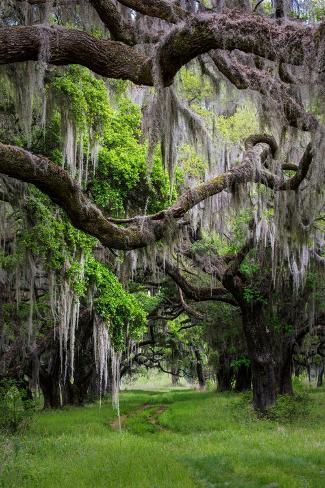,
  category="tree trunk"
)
[171,365,180,386]
[234,363,251,392]
[277,341,293,395]
[317,366,324,387]
[194,348,205,390]
[217,354,233,391]
[39,372,62,409]
[242,306,277,411]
